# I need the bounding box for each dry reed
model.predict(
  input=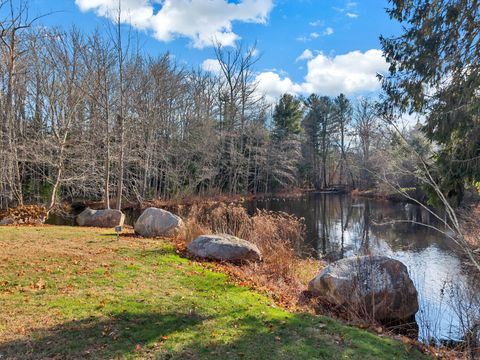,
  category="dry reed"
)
[177,202,320,309]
